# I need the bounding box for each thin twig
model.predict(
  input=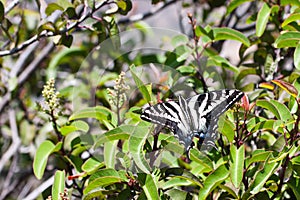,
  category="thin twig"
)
[0,151,18,200]
[10,41,39,77]
[0,109,21,173]
[0,0,110,57]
